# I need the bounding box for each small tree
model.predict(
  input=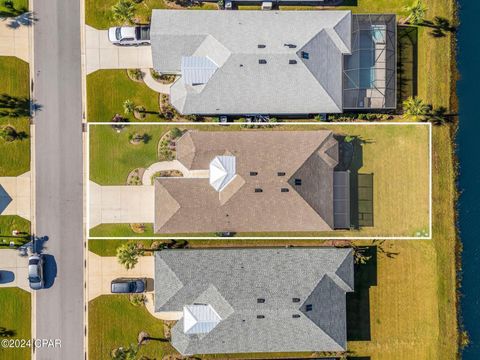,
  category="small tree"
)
[170,127,183,139]
[404,0,427,25]
[123,99,135,115]
[0,126,18,142]
[111,0,136,25]
[111,344,138,360]
[402,96,431,119]
[129,294,146,307]
[116,242,144,270]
